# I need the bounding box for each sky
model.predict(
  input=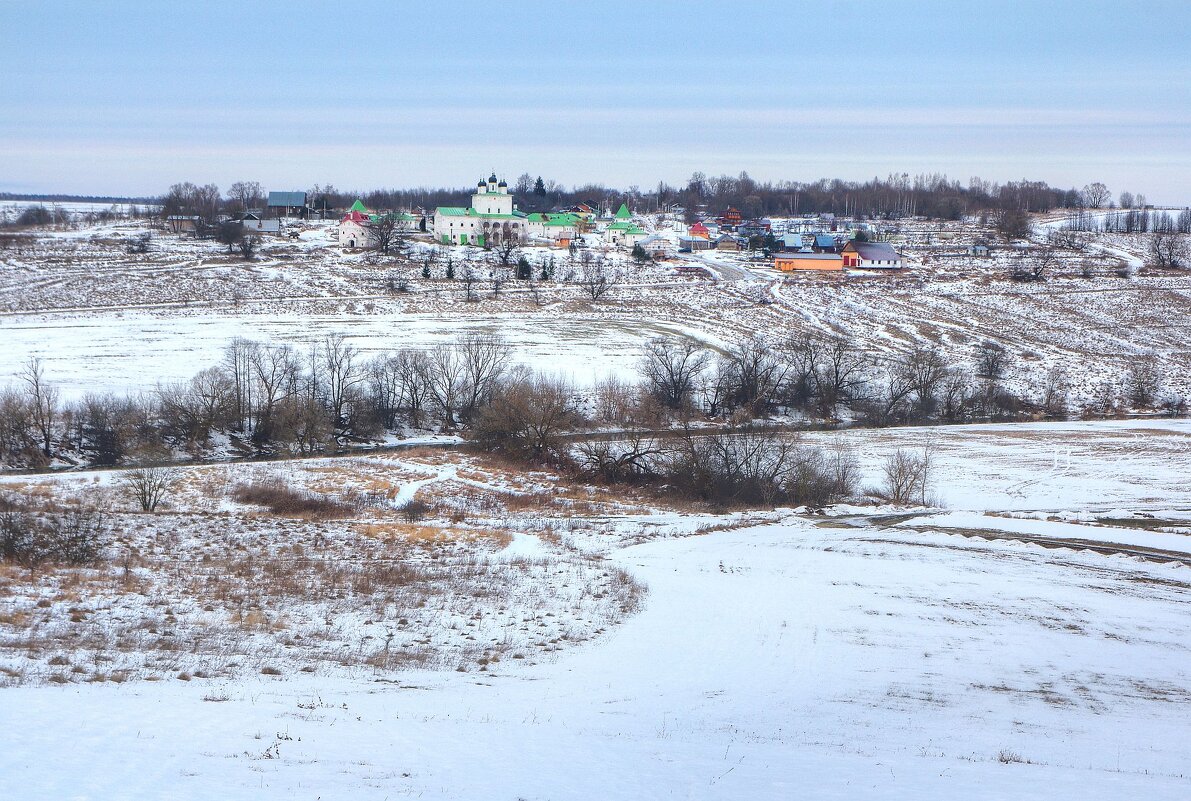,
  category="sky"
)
[1,0,1189,202]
